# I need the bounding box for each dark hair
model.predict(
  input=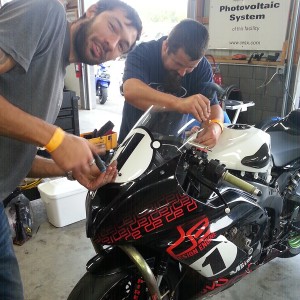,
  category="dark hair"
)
[81,0,142,47]
[167,19,209,60]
